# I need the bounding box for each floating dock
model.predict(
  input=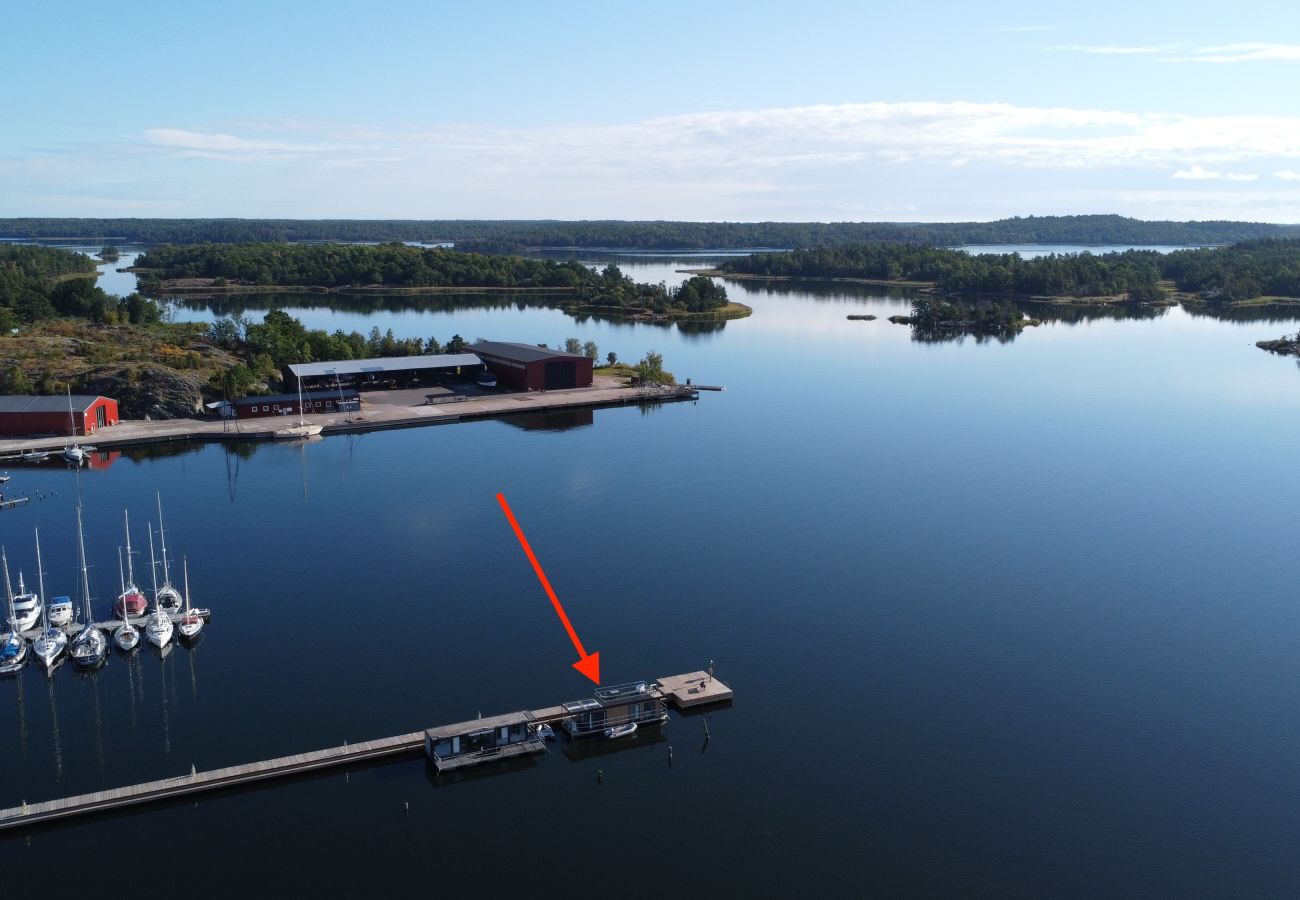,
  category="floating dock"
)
[0,670,732,832]
[17,609,212,642]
